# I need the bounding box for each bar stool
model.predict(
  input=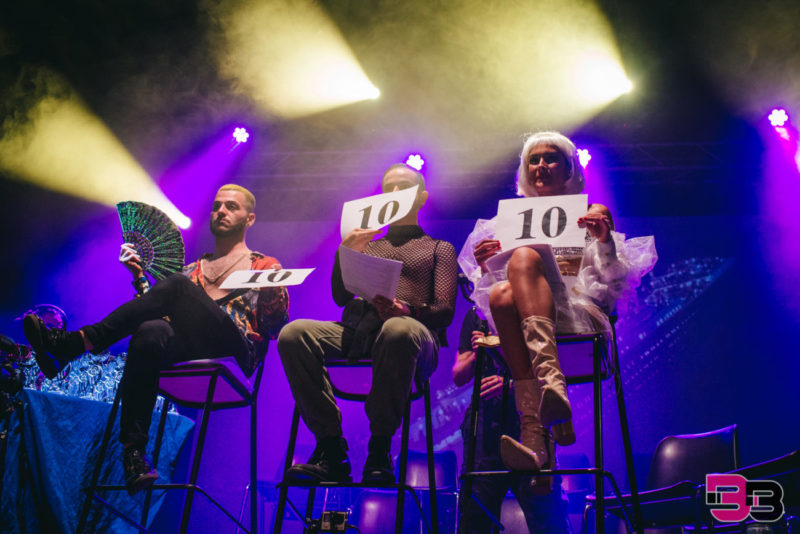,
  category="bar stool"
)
[272,358,439,534]
[460,318,642,534]
[77,356,264,534]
